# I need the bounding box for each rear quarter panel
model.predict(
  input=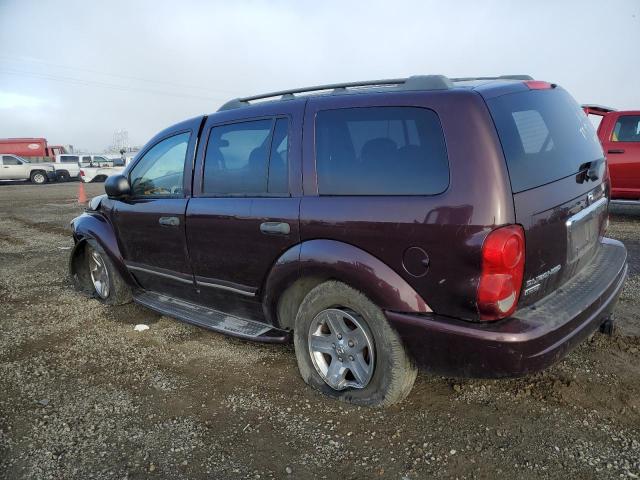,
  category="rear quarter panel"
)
[300,90,514,320]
